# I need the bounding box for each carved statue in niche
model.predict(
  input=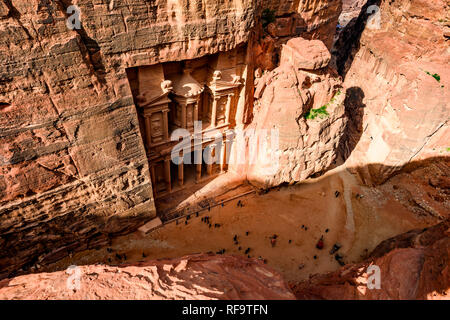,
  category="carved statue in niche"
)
[254,68,262,84]
[135,68,172,148]
[207,68,242,128]
[212,70,222,82]
[232,75,242,85]
[161,80,173,92]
